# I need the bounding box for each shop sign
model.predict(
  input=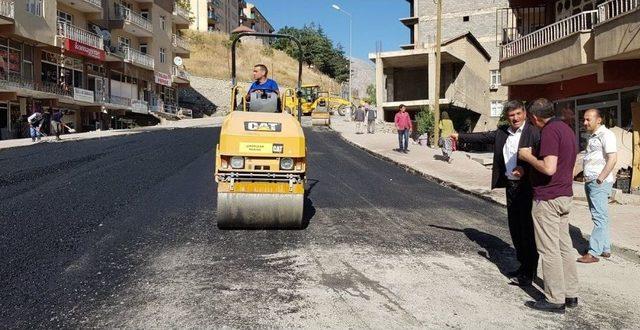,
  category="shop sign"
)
[154,72,172,87]
[64,39,106,61]
[73,87,95,103]
[131,100,149,114]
